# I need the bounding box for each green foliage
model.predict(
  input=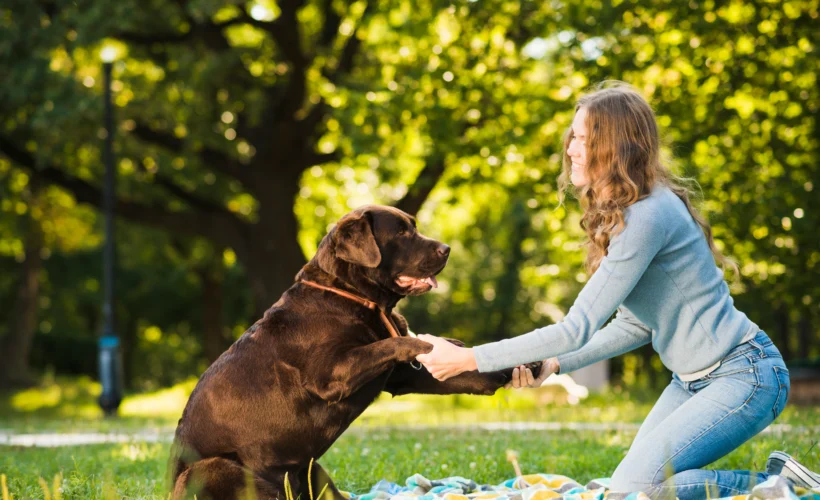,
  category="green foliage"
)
[0,0,817,387]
